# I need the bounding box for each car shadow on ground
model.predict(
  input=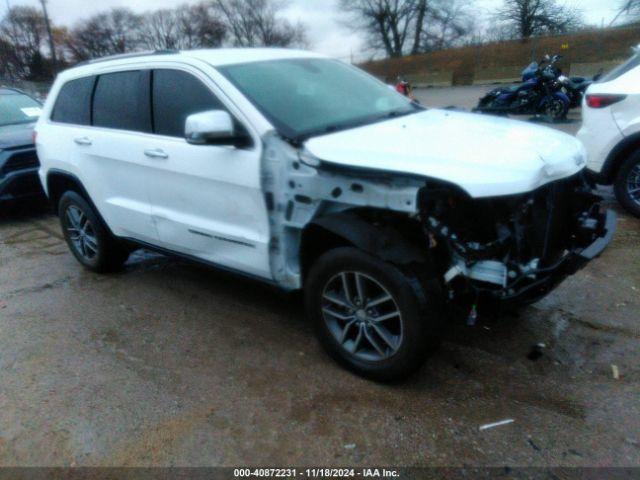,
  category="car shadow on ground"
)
[0,196,52,223]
